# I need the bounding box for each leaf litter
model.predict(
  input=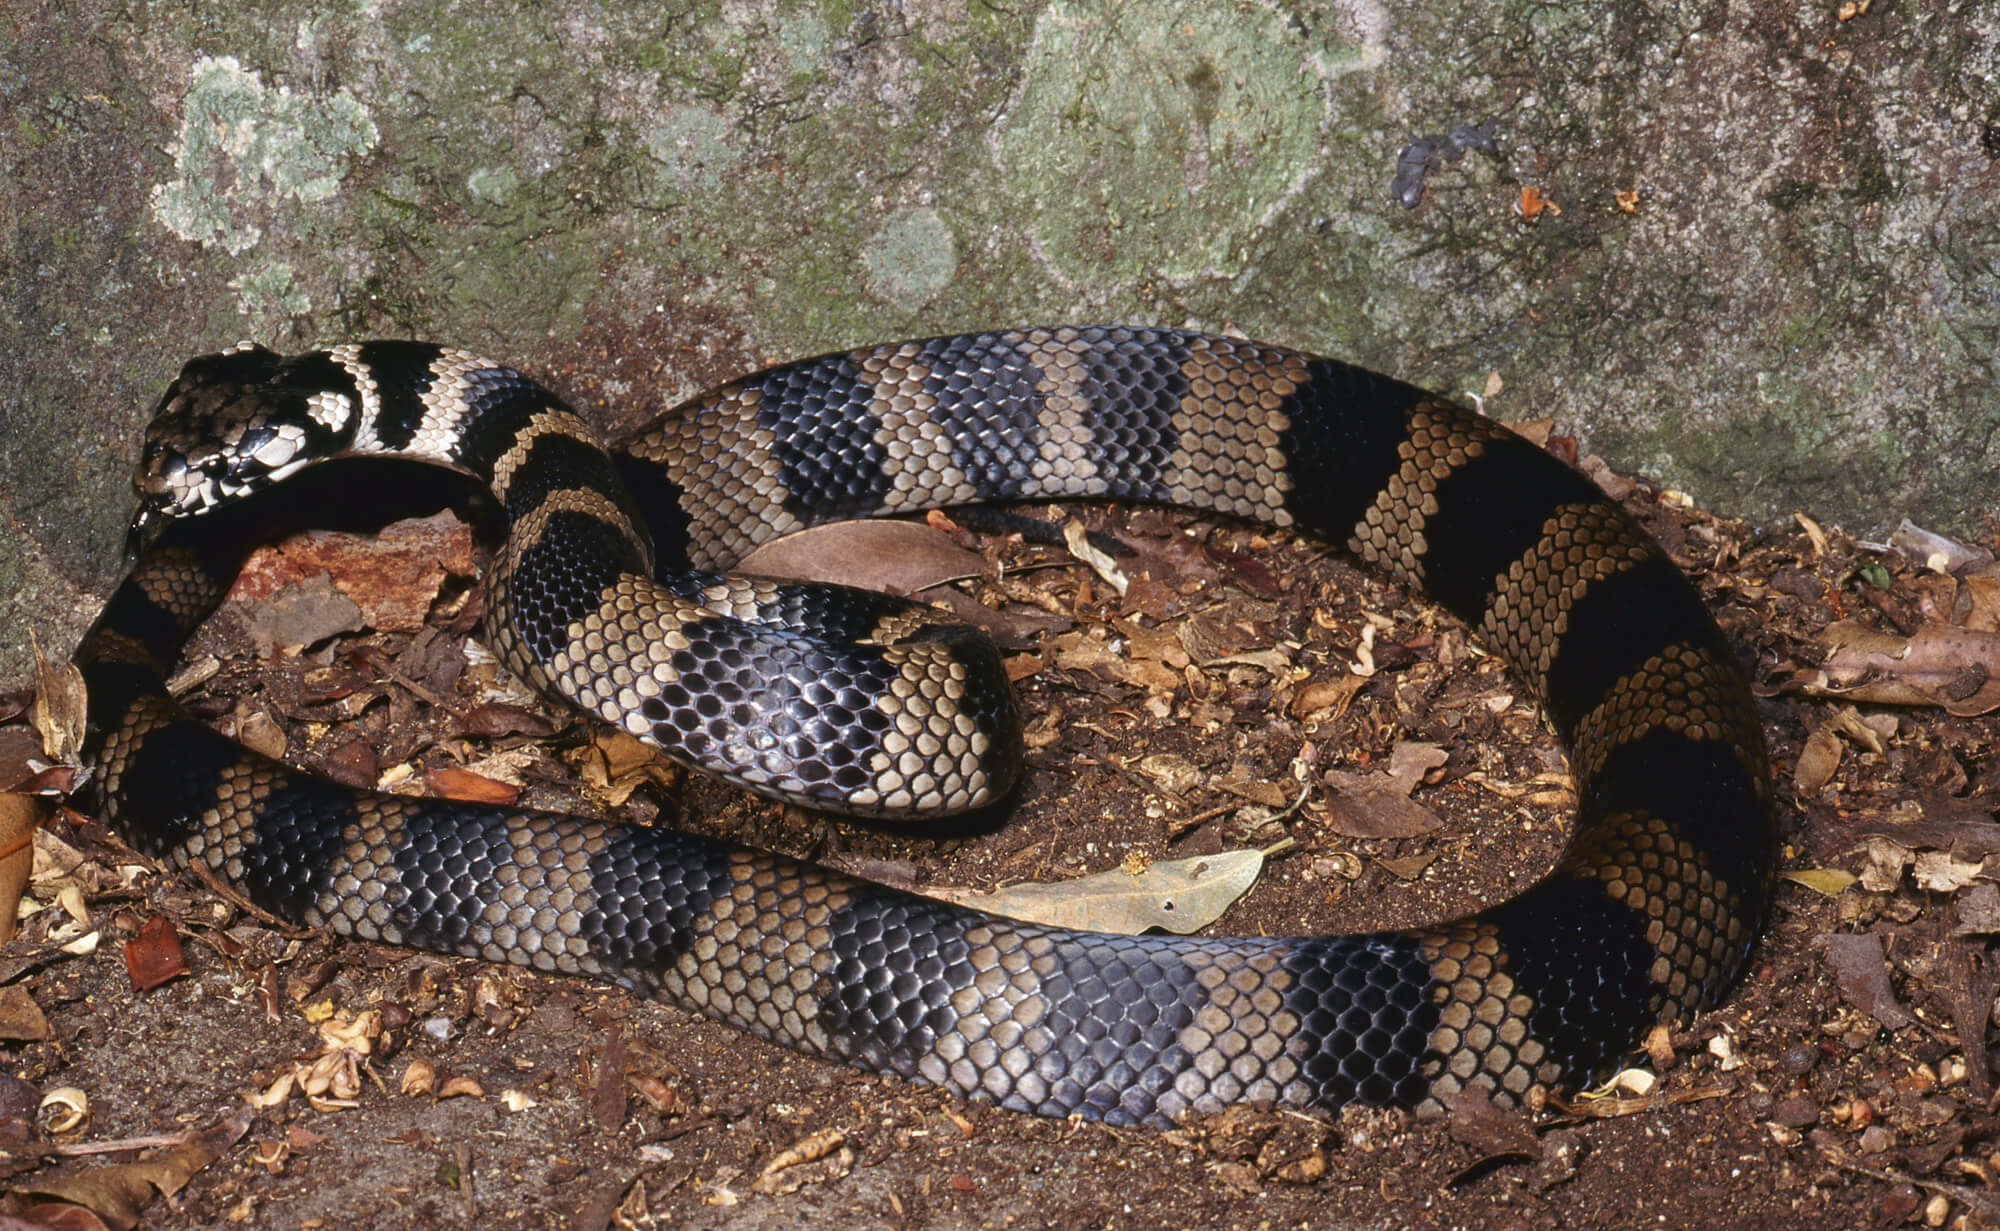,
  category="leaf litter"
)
[10,459,2000,1226]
